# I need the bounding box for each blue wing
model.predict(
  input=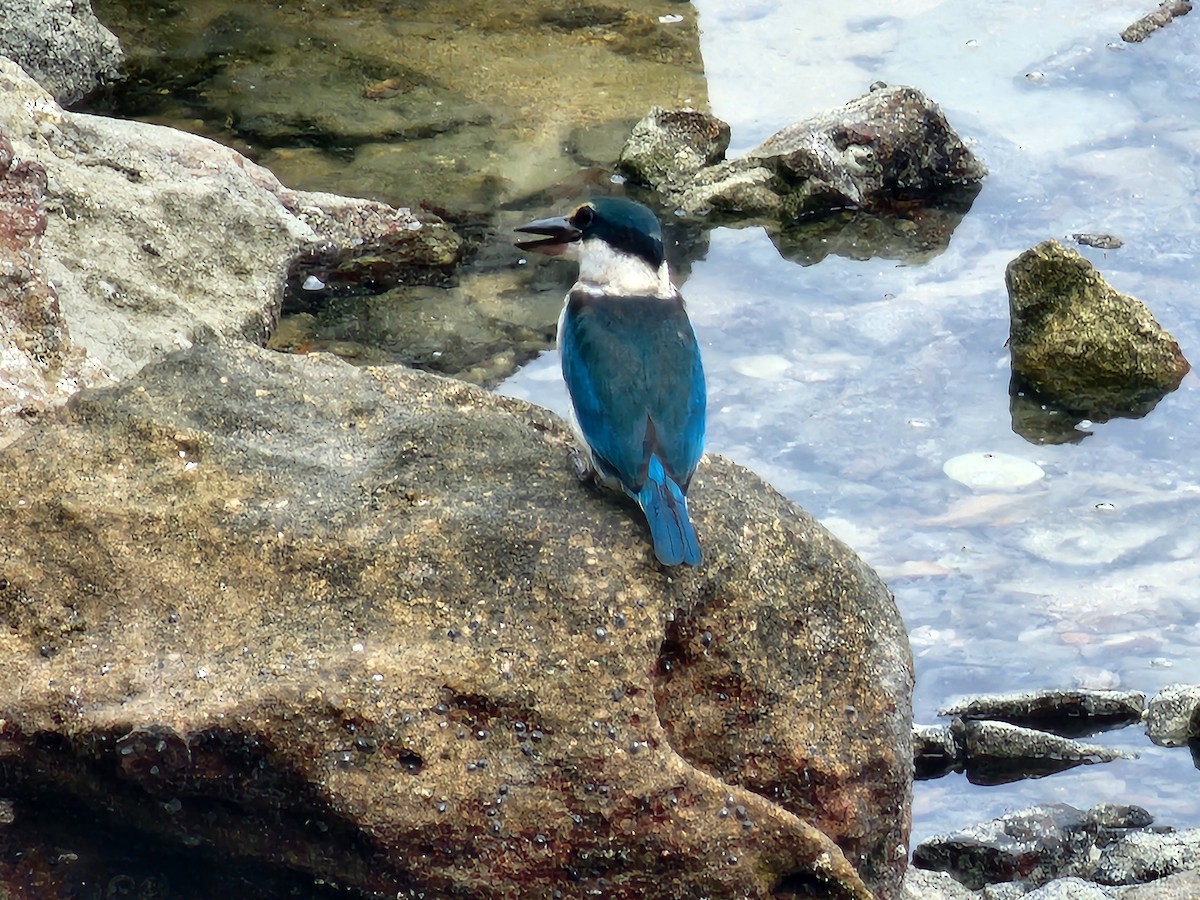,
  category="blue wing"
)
[560,291,706,565]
